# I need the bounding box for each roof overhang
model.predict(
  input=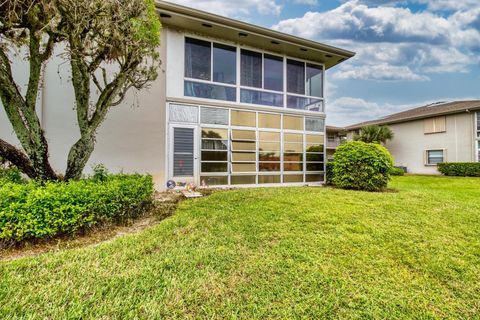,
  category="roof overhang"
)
[156,1,355,69]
